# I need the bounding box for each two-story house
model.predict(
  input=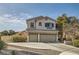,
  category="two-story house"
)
[26,16,58,43]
